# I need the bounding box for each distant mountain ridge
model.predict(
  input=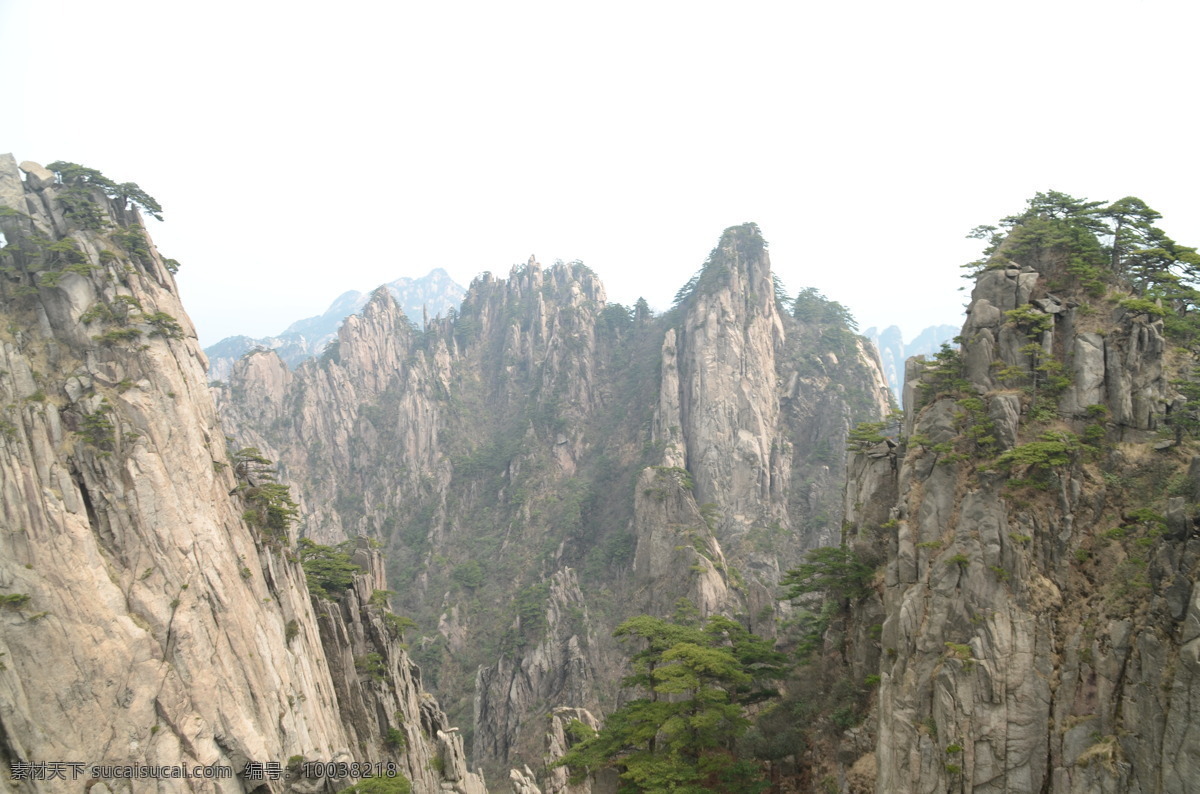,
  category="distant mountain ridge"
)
[205,267,466,380]
[216,226,893,778]
[864,323,958,405]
